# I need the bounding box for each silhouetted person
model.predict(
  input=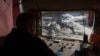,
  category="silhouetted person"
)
[3,12,57,56]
